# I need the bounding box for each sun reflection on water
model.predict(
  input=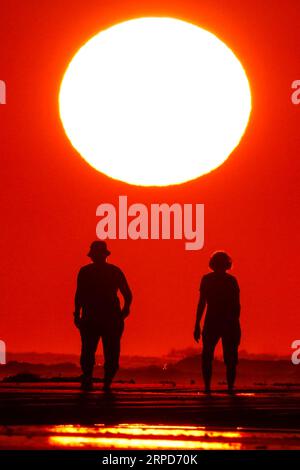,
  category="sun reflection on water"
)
[48,424,242,450]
